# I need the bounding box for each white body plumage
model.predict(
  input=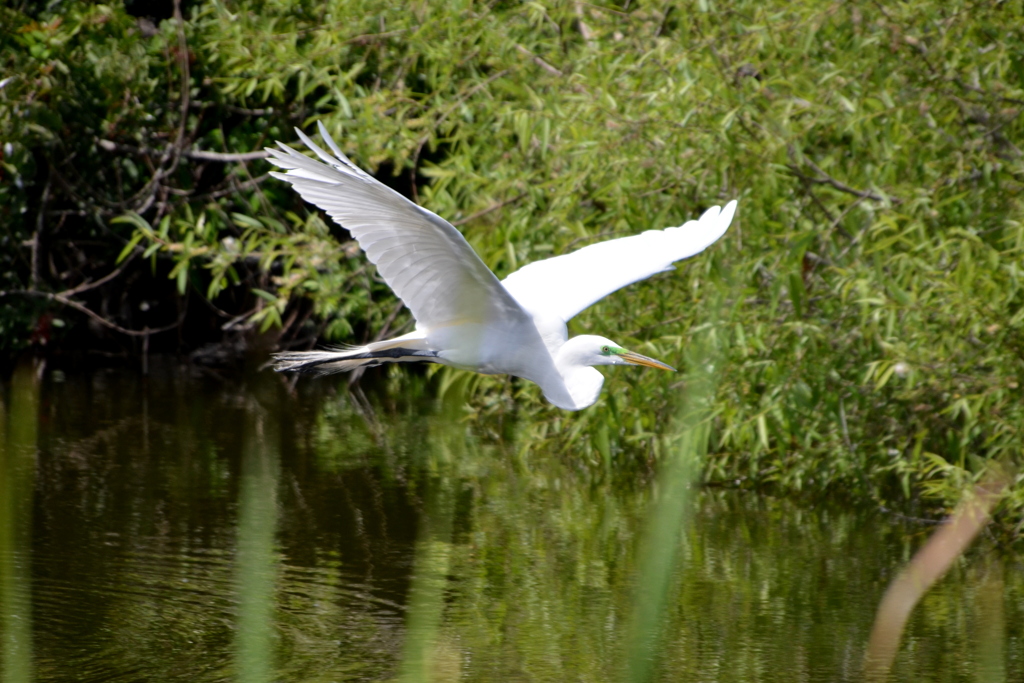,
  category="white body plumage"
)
[268,123,737,410]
